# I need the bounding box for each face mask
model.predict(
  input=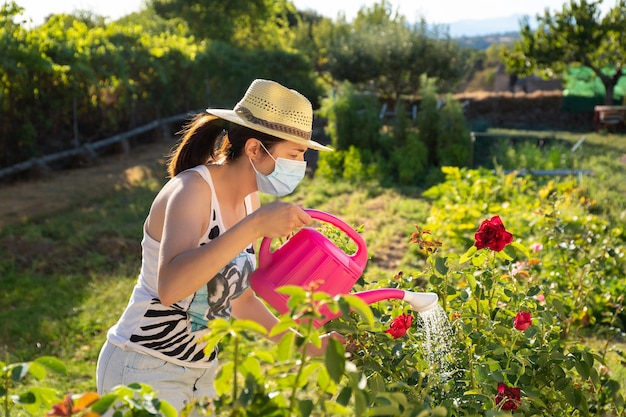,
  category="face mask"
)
[249,143,307,196]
